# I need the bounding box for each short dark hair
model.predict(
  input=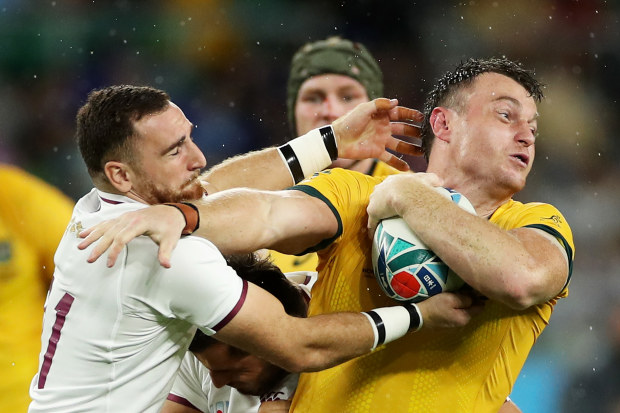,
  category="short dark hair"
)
[76,85,170,179]
[420,57,544,161]
[189,253,308,352]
